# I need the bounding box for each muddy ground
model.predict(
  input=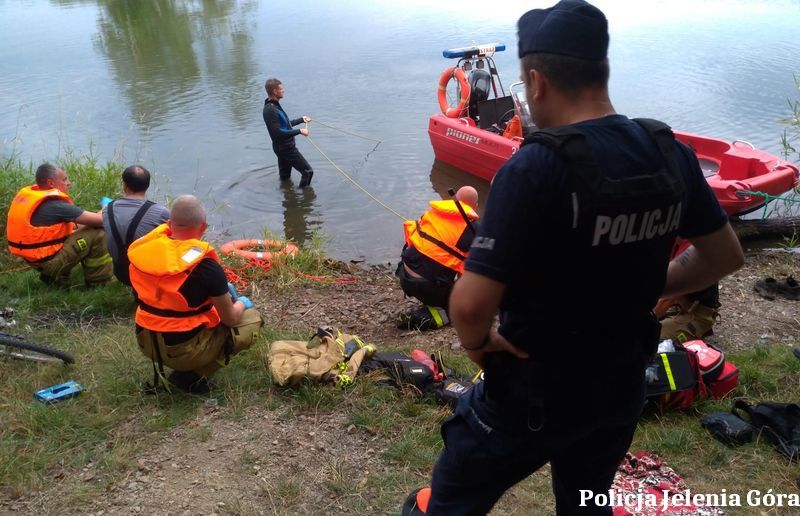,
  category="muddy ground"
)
[2,248,798,515]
